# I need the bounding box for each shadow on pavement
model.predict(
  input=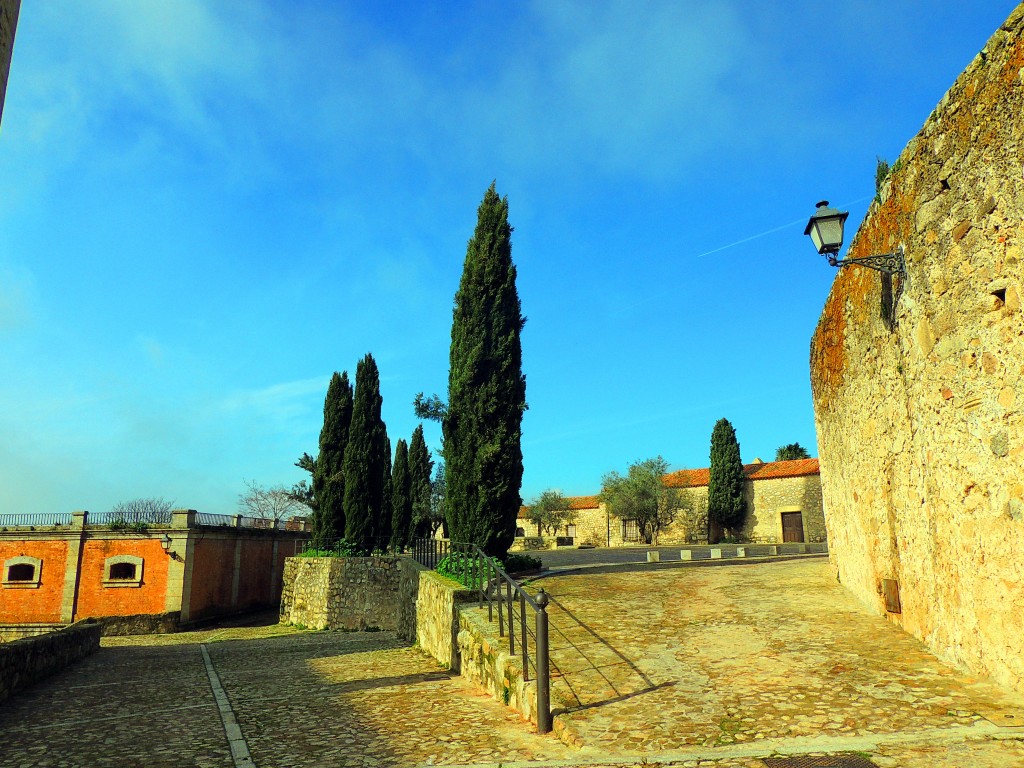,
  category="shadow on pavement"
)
[545,593,672,711]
